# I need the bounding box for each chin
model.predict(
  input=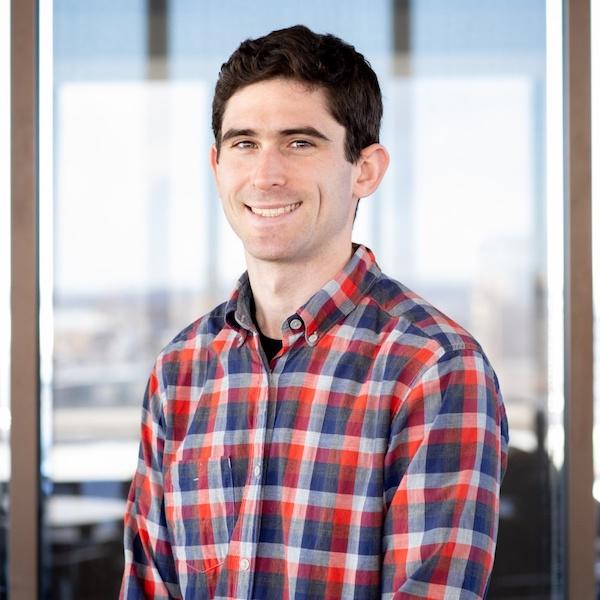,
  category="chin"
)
[244,241,299,263]
[247,250,290,263]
